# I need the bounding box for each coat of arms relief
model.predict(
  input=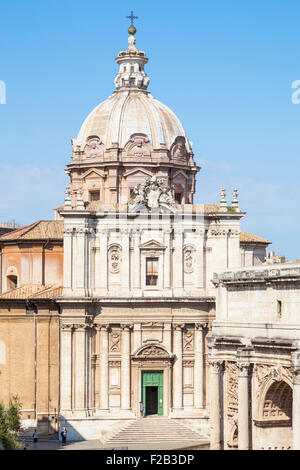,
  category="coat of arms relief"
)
[128,176,176,212]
